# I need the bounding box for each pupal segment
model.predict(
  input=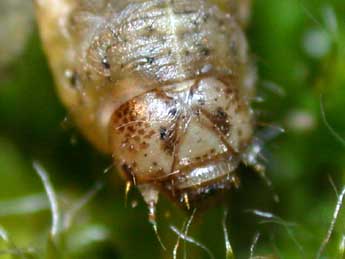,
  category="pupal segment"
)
[111,77,252,206]
[35,0,256,218]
